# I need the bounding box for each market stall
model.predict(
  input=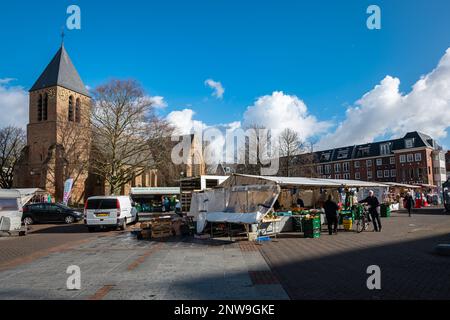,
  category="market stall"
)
[189,174,389,240]
[383,182,420,211]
